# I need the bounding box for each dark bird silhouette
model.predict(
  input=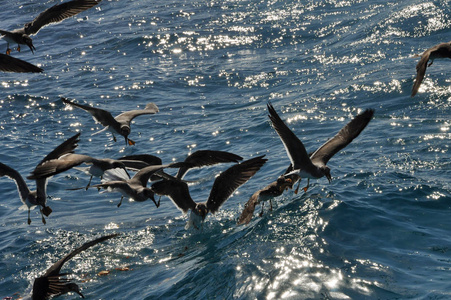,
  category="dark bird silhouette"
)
[268,102,374,193]
[151,156,267,229]
[411,42,451,97]
[0,133,80,224]
[0,0,101,55]
[32,233,118,300]
[0,53,42,72]
[62,97,159,146]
